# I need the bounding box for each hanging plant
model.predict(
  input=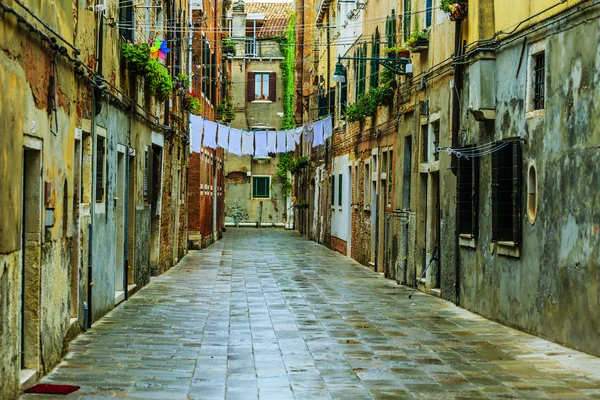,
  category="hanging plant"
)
[216,96,236,122]
[222,38,236,56]
[121,42,151,74]
[176,73,191,90]
[440,0,468,21]
[145,58,173,102]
